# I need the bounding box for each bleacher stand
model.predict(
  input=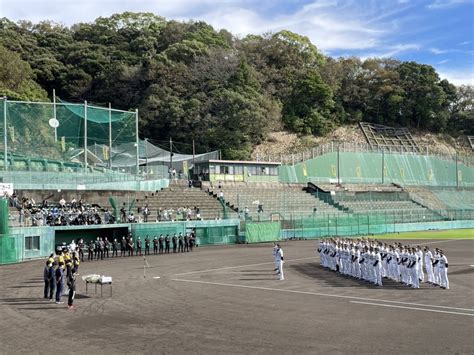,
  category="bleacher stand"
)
[207,182,342,220]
